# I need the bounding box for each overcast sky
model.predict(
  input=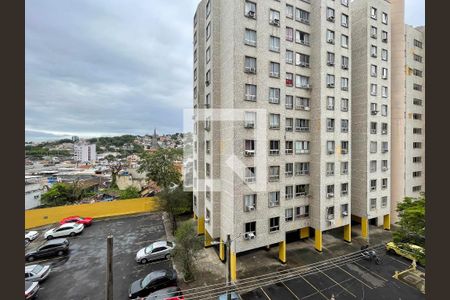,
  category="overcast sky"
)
[25,0,425,142]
